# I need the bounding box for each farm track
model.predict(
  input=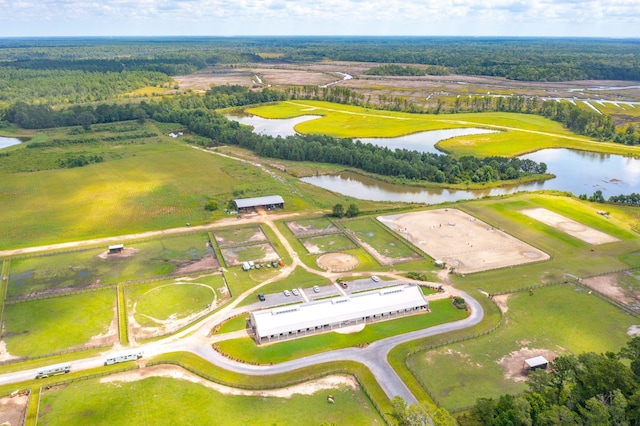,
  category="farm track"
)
[0,148,484,407]
[0,212,484,407]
